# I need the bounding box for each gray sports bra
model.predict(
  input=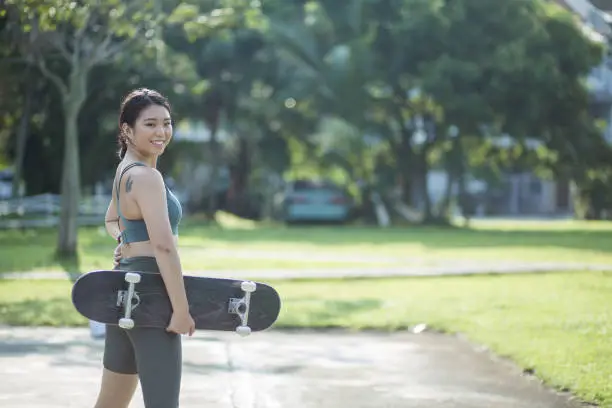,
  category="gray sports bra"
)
[115,162,182,244]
